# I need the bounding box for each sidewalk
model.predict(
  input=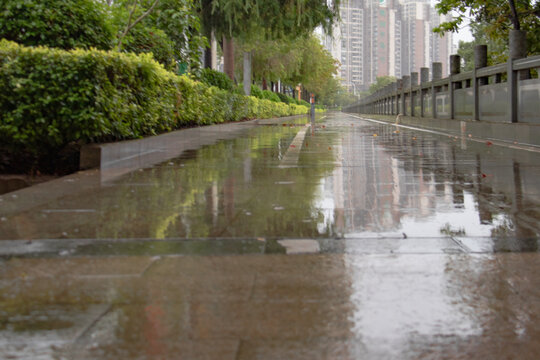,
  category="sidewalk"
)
[1,112,540,359]
[2,252,540,359]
